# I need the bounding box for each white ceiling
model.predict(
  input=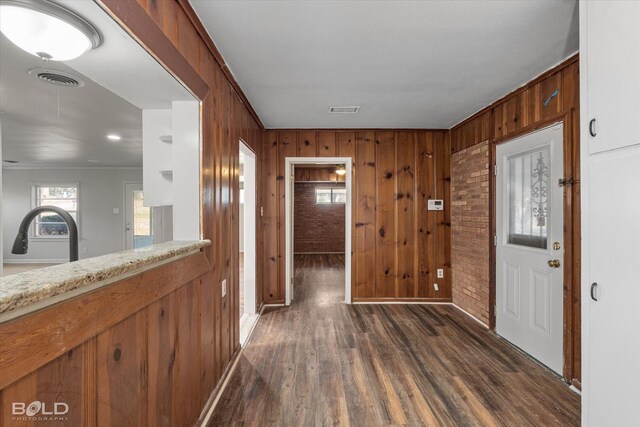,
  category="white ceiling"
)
[0,0,193,168]
[190,0,579,129]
